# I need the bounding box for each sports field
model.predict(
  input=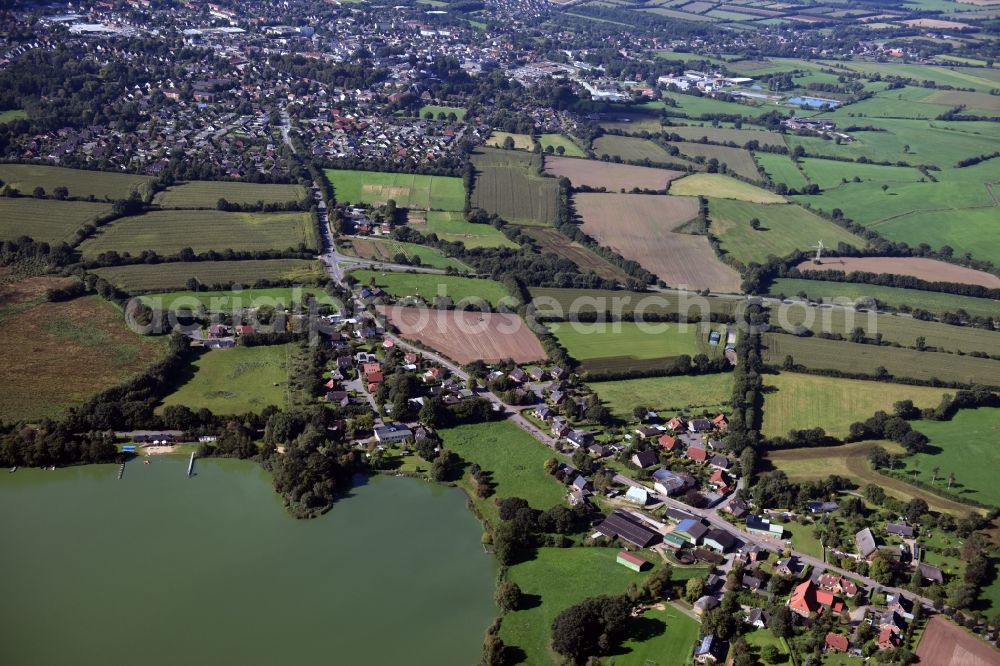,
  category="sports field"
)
[539,133,586,157]
[593,135,677,164]
[520,227,632,283]
[0,164,155,200]
[898,408,1000,507]
[591,372,734,419]
[761,372,949,438]
[418,211,517,249]
[153,181,306,208]
[543,156,684,191]
[575,193,742,292]
[352,270,512,307]
[670,173,786,203]
[348,237,470,270]
[762,333,1000,387]
[470,148,560,226]
[0,198,114,244]
[138,287,337,312]
[323,169,465,210]
[768,278,1000,319]
[79,210,318,257]
[91,259,325,292]
[707,198,865,266]
[158,344,292,415]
